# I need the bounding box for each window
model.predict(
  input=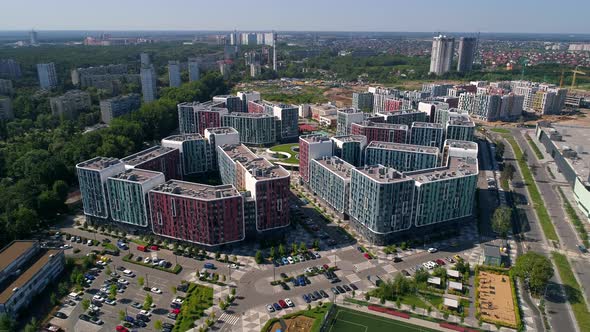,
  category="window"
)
[171,198,177,217]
